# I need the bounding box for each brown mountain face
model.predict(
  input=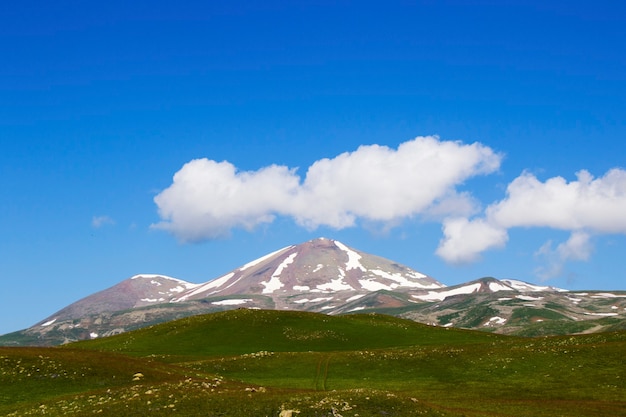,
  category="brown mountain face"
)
[34,275,199,324]
[6,238,442,345]
[44,238,442,322]
[2,238,625,346]
[171,237,444,306]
